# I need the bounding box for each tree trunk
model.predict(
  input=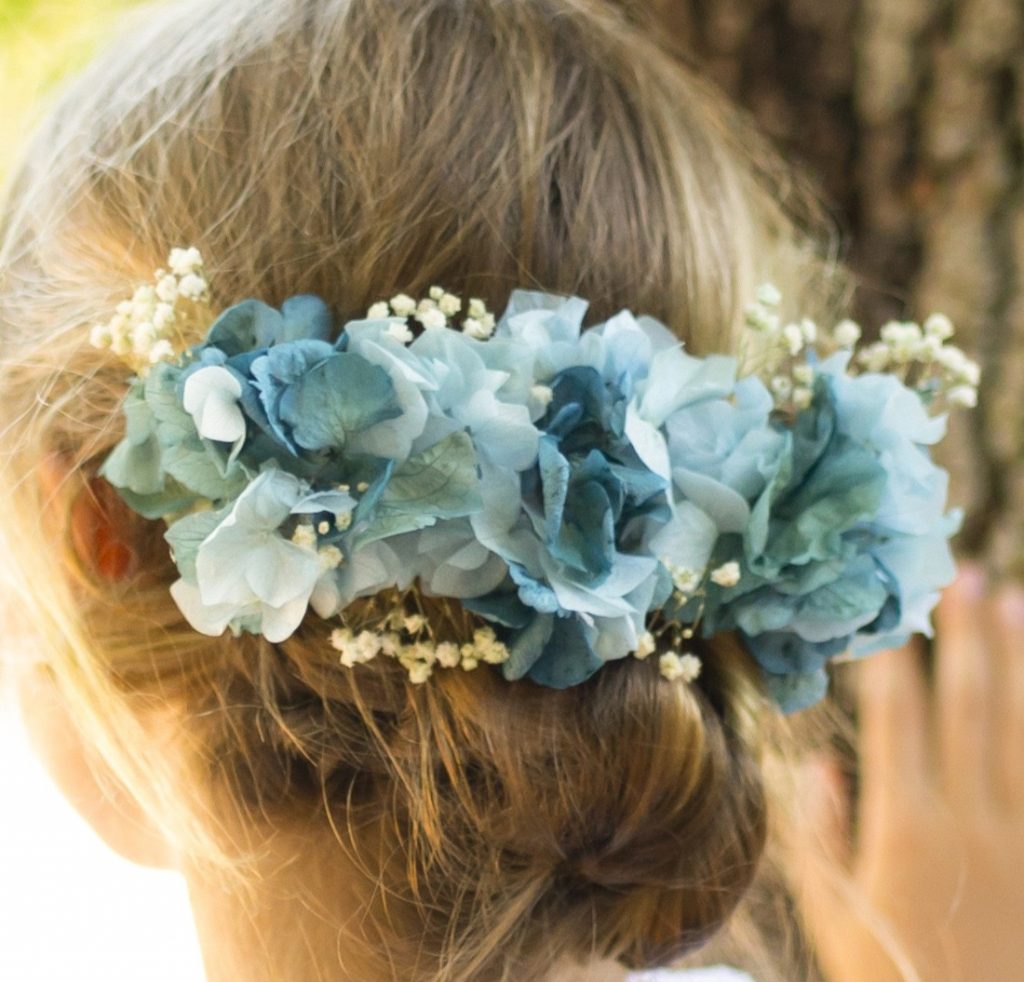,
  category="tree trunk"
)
[640,0,1024,568]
